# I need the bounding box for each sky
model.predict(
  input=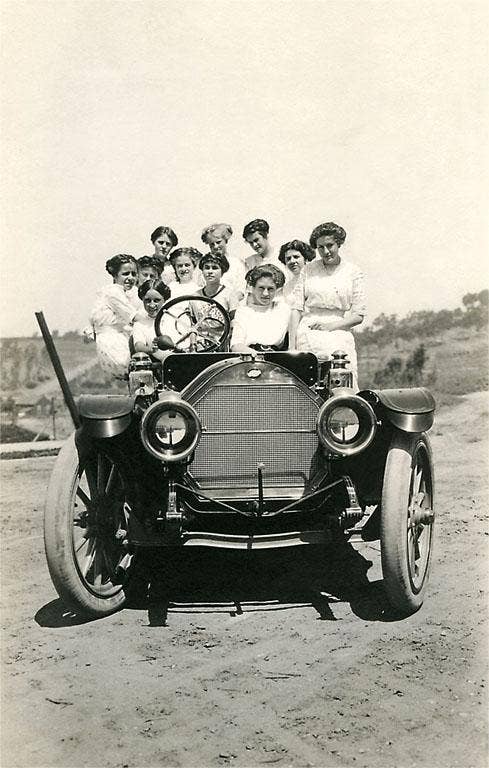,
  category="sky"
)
[1,0,487,336]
